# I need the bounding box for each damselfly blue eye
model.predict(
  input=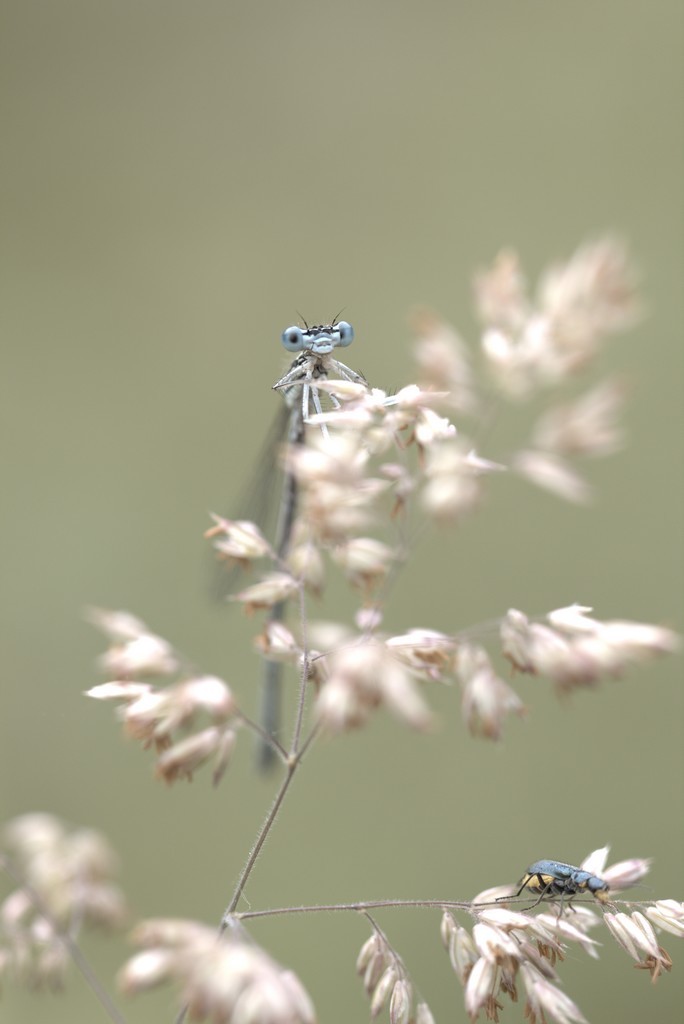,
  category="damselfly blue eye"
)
[335,321,354,347]
[281,326,305,352]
